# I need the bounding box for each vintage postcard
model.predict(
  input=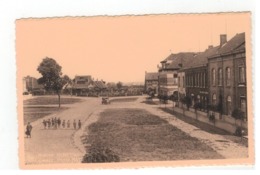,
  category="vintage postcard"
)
[16,12,253,169]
